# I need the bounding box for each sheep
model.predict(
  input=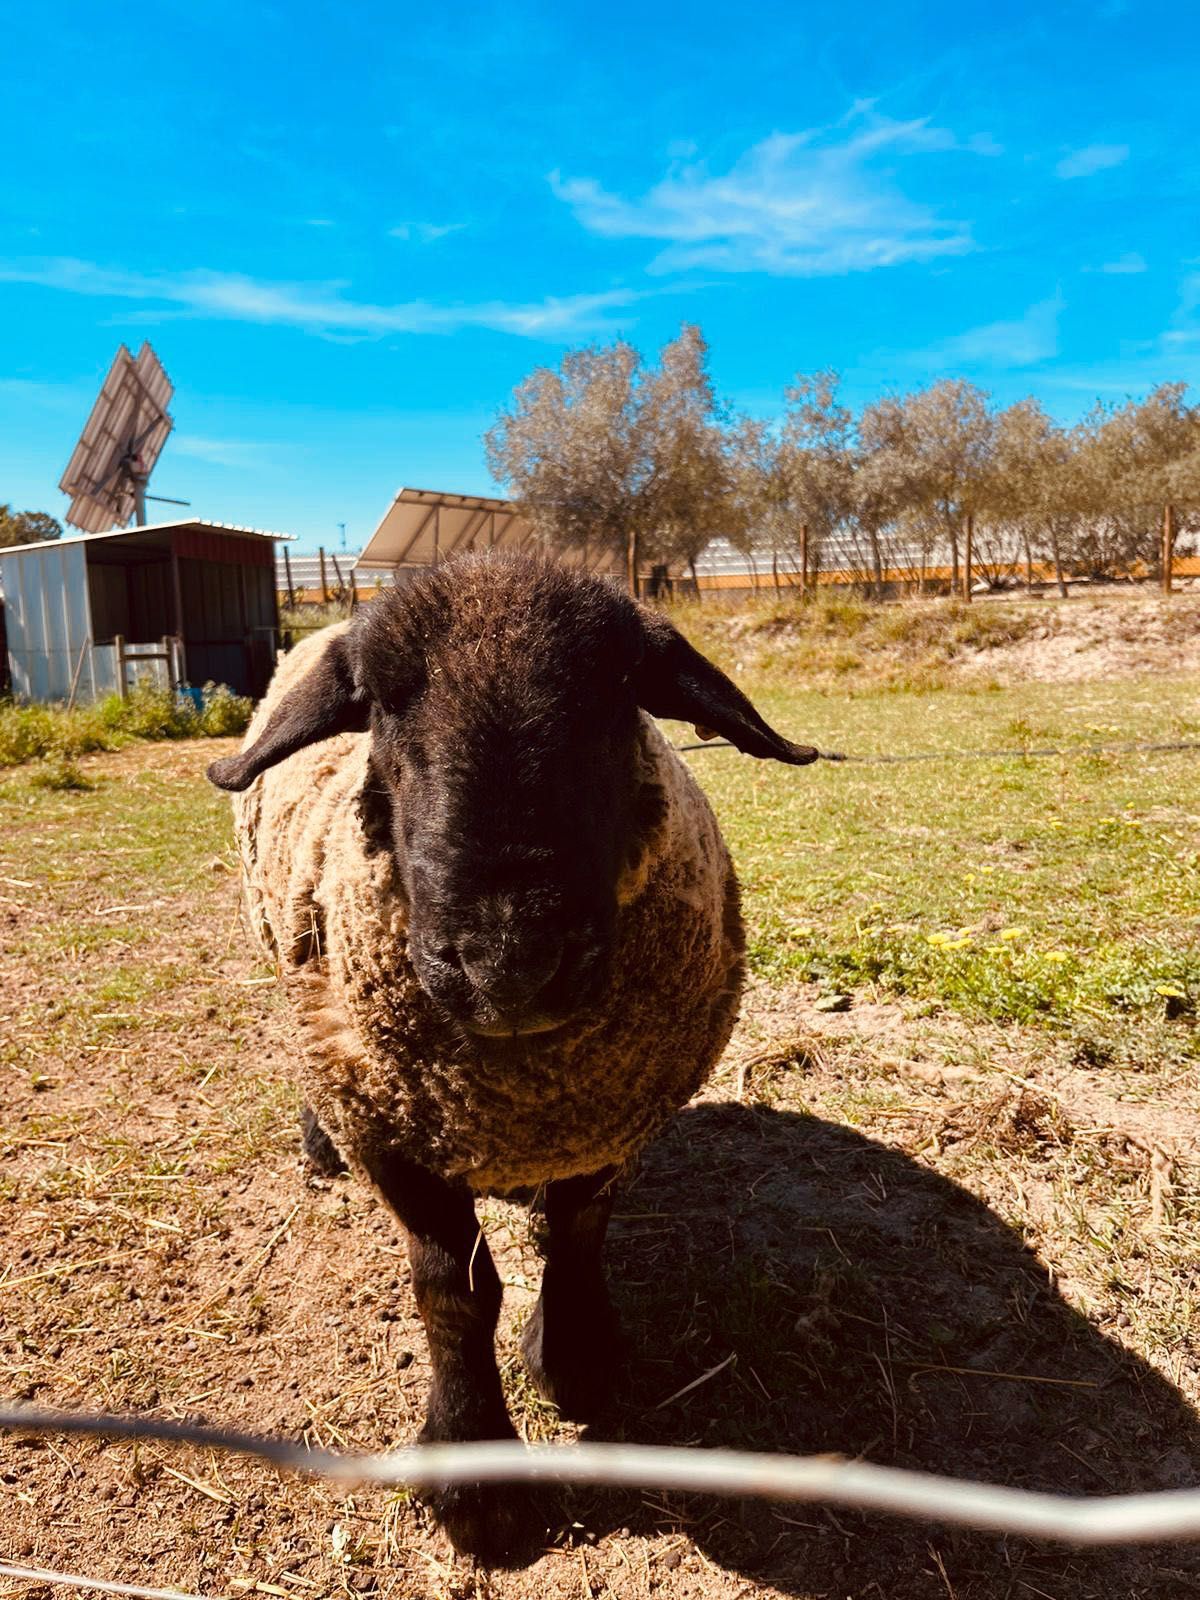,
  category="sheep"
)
[207,552,817,1561]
